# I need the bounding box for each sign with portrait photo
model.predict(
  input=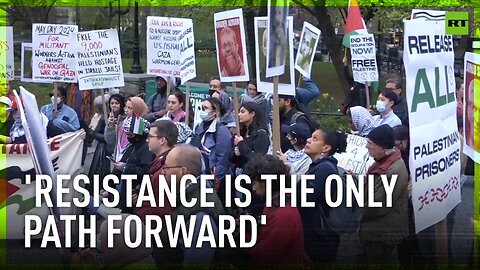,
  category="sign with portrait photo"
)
[463,52,480,164]
[294,22,320,79]
[254,16,295,95]
[266,0,289,78]
[214,8,249,82]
